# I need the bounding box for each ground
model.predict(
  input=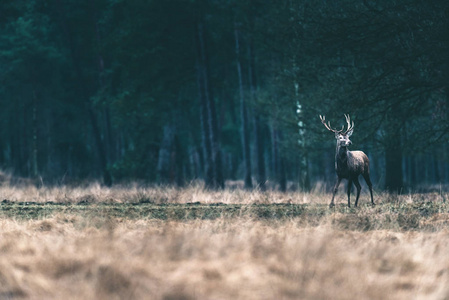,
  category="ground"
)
[0,184,449,299]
